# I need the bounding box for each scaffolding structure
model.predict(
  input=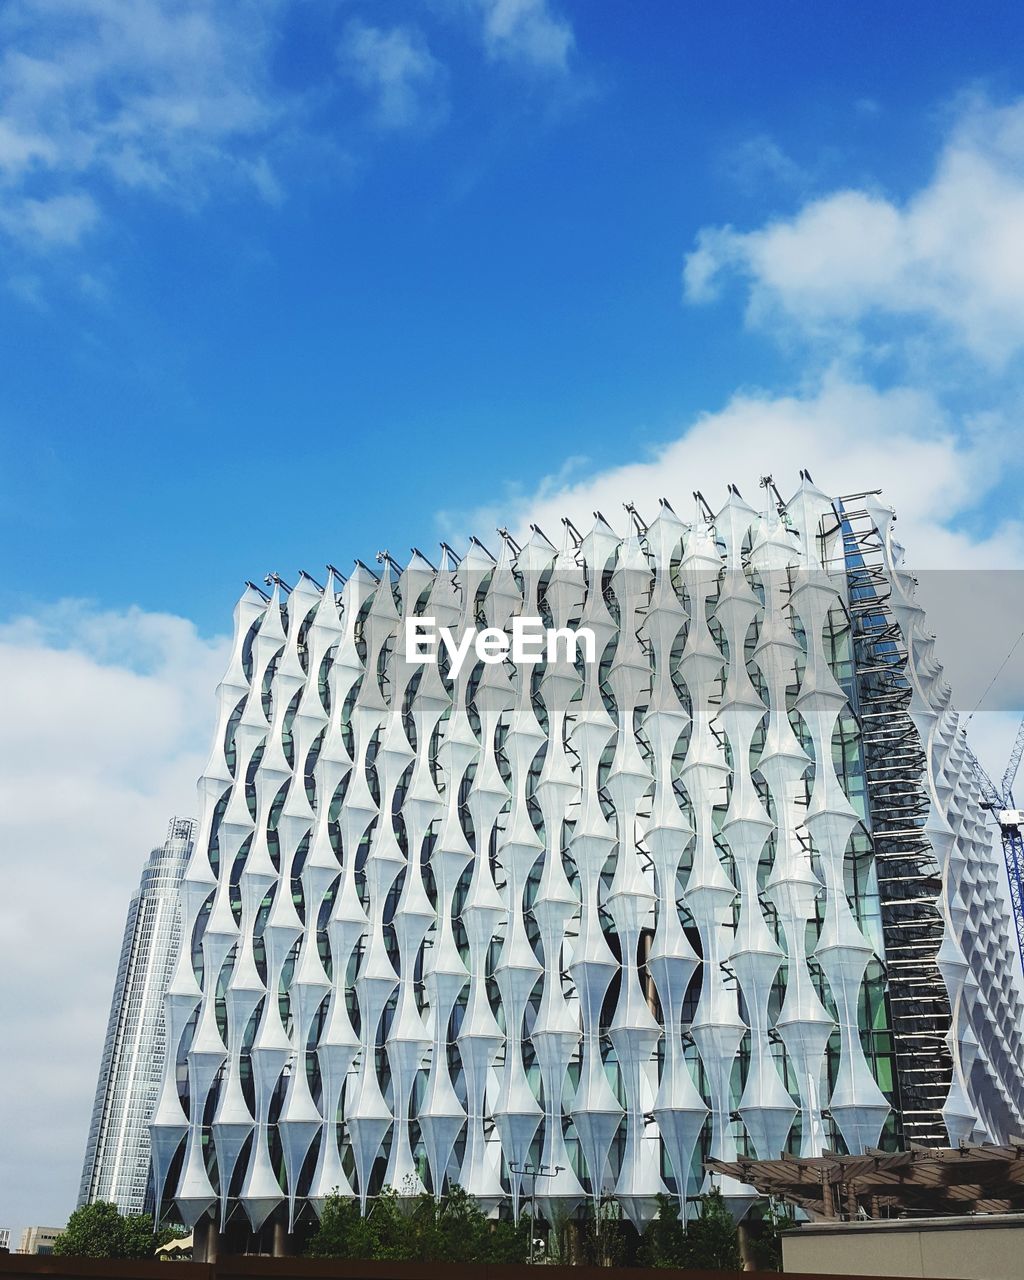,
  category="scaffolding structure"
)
[830,497,953,1146]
